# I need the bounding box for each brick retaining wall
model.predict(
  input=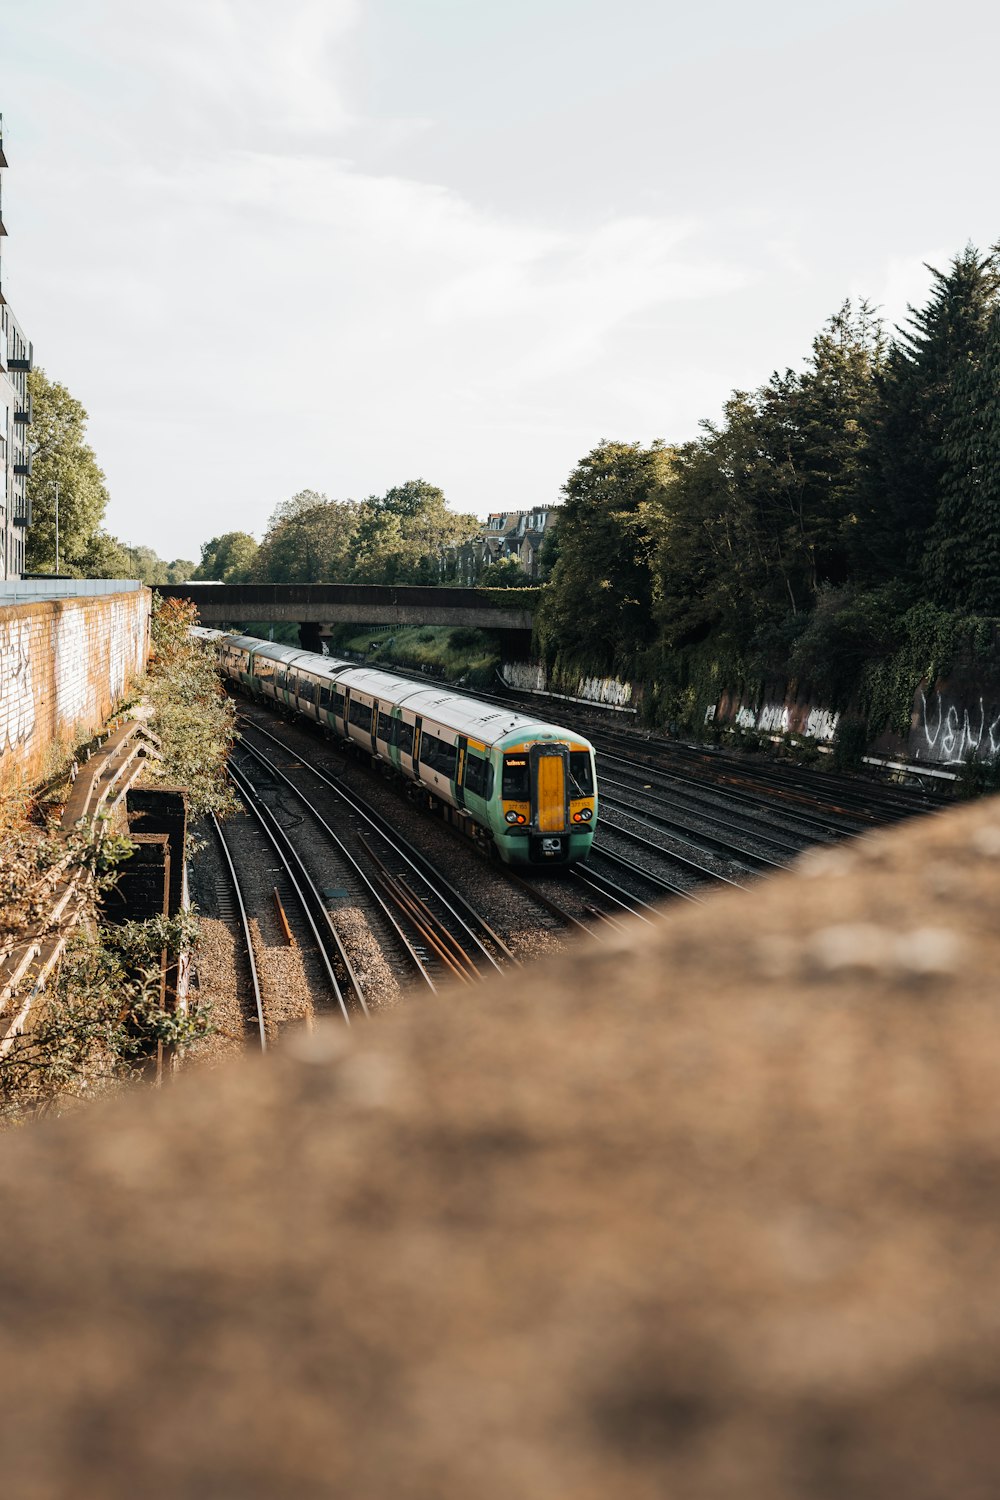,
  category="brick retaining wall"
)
[0,589,150,791]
